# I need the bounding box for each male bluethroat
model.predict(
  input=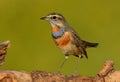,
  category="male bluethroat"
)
[40,13,98,74]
